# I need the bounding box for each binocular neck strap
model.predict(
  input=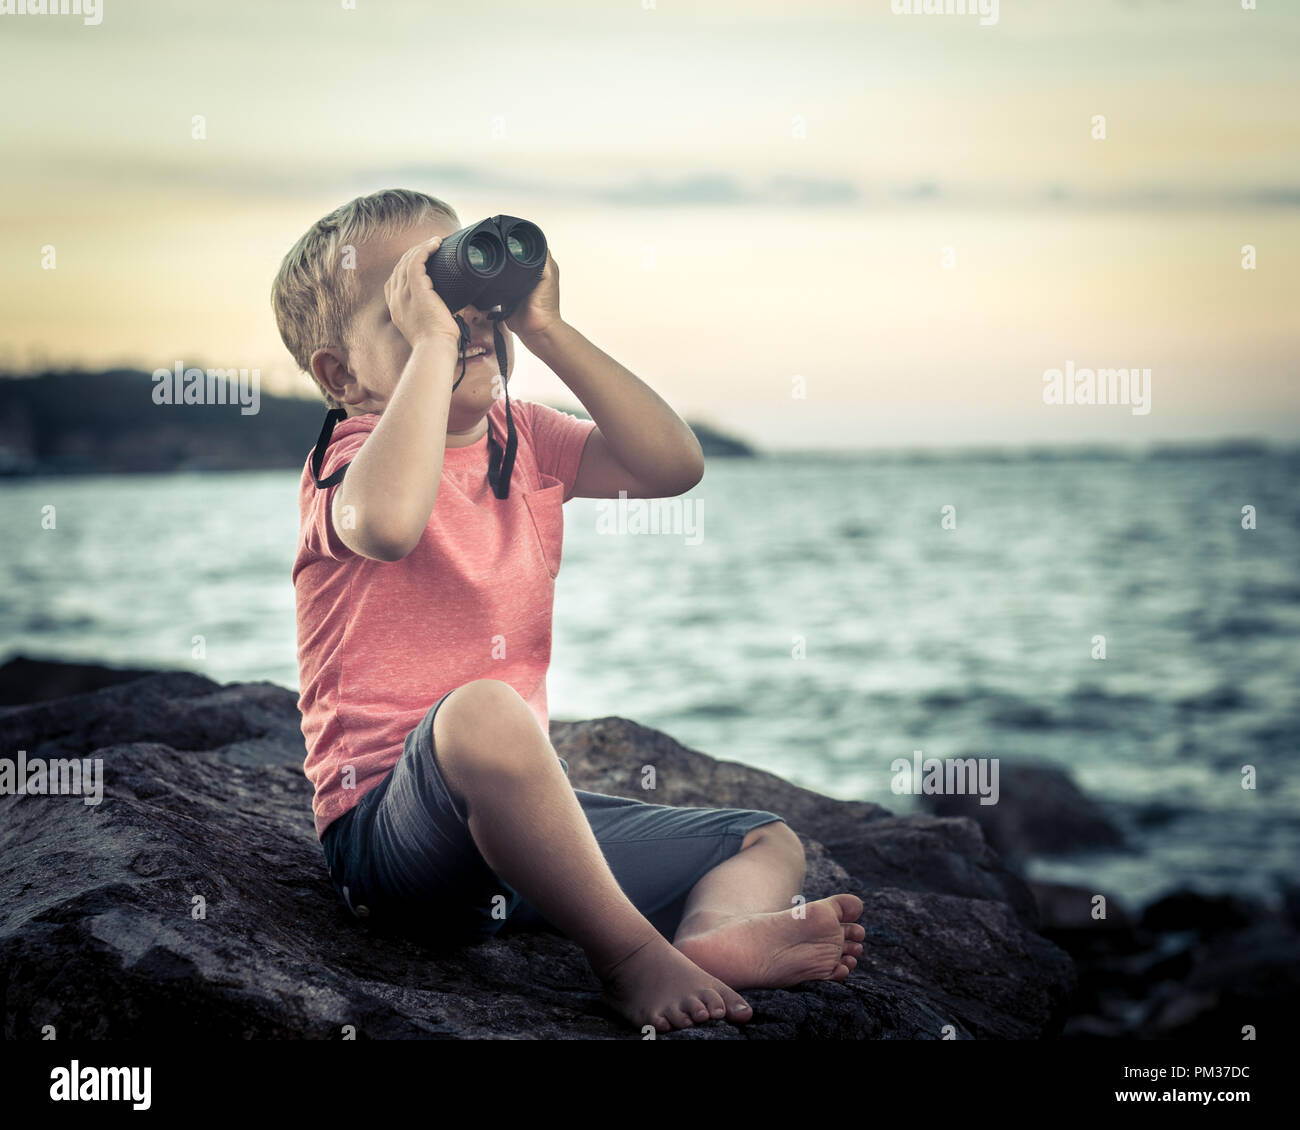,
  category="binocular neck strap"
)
[310,317,517,498]
[470,313,517,500]
[310,407,349,489]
